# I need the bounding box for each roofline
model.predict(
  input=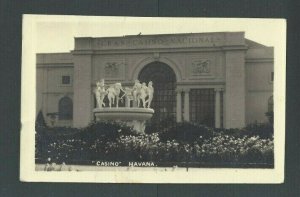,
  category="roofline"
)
[245,39,273,48]
[36,52,71,55]
[74,31,245,39]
